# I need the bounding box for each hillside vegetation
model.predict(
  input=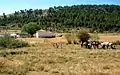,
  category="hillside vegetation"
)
[0,5,120,32]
